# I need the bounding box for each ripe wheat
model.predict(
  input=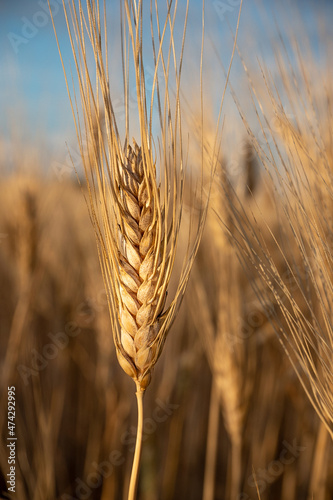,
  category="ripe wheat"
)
[114,141,165,391]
